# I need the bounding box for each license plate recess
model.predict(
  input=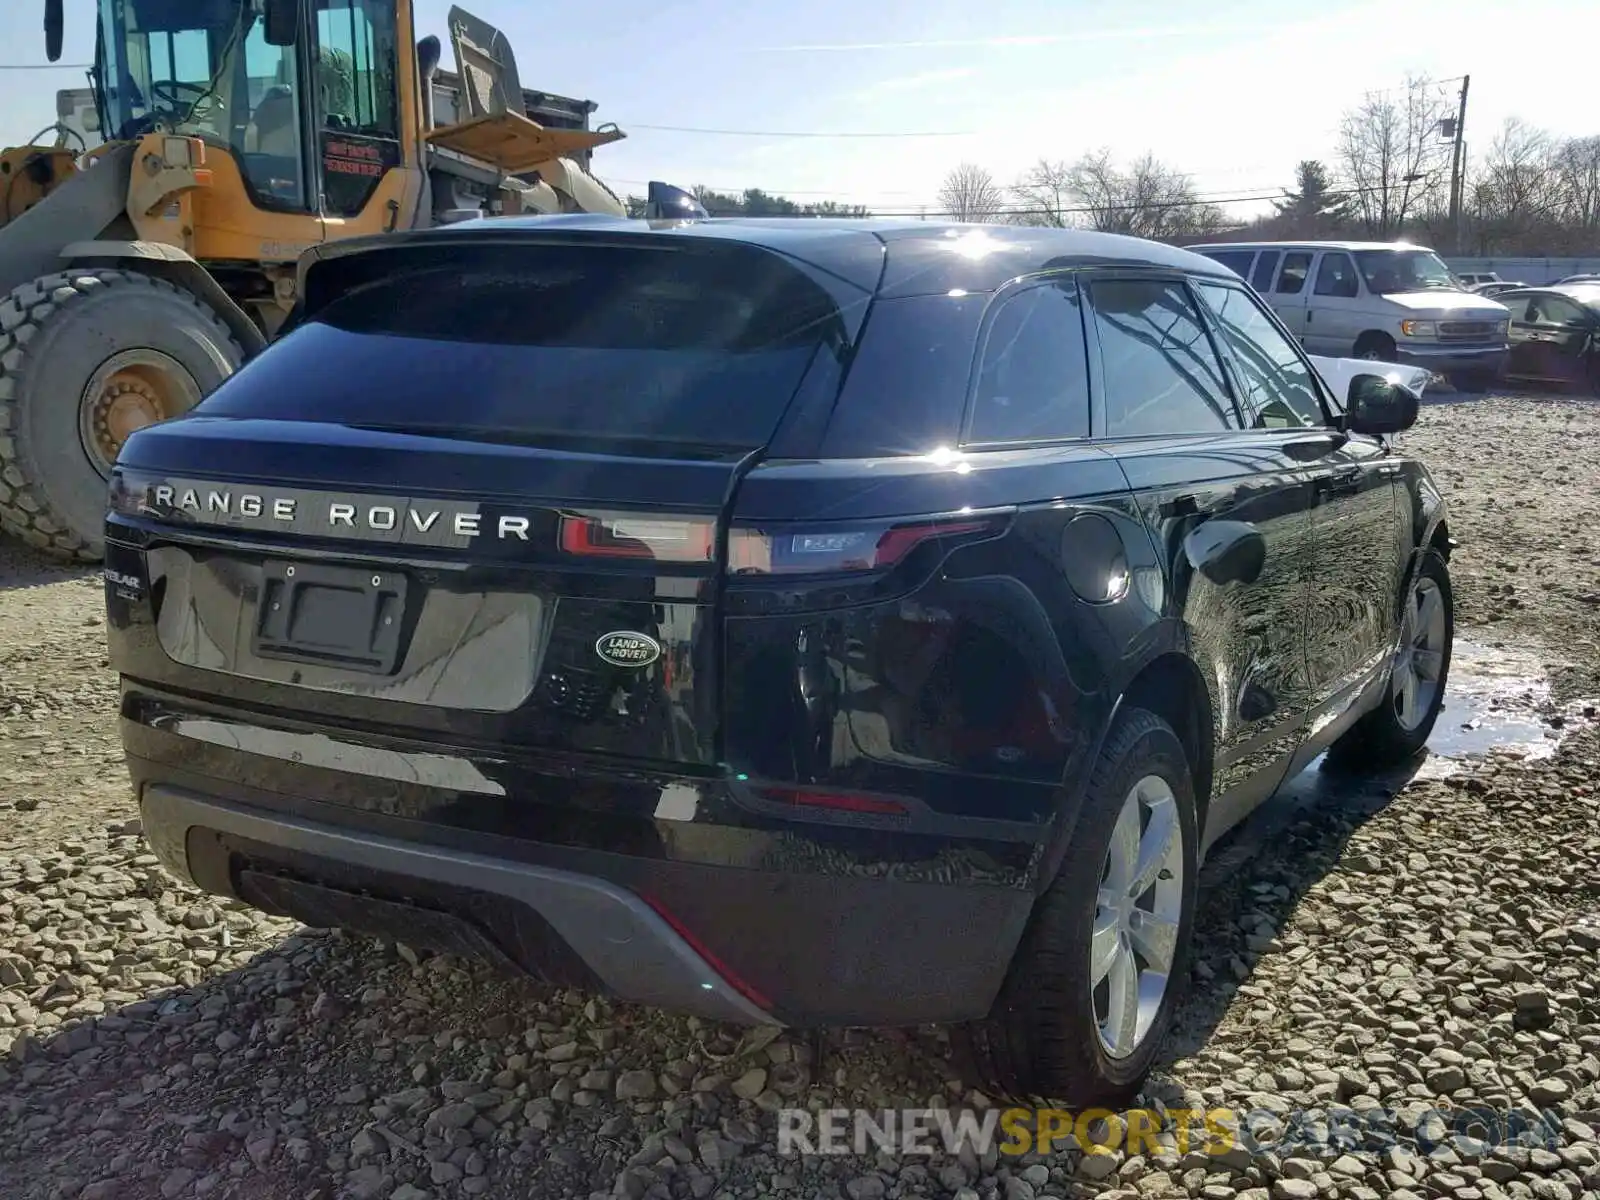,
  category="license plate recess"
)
[253,560,406,674]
